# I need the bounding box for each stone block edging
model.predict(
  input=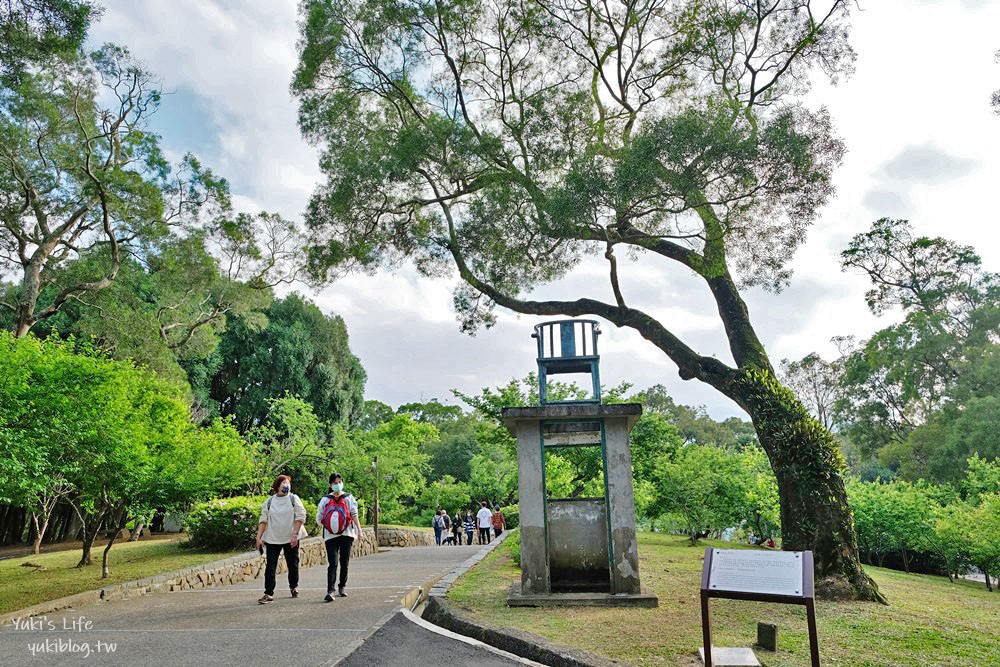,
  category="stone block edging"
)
[1,527,429,625]
[421,530,622,667]
[427,529,512,600]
